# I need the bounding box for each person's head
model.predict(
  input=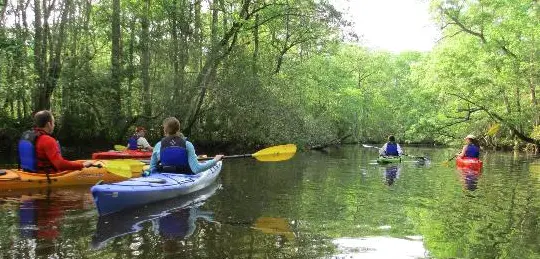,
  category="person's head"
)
[388,135,396,142]
[162,117,181,136]
[135,126,146,137]
[465,134,477,145]
[34,110,55,134]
